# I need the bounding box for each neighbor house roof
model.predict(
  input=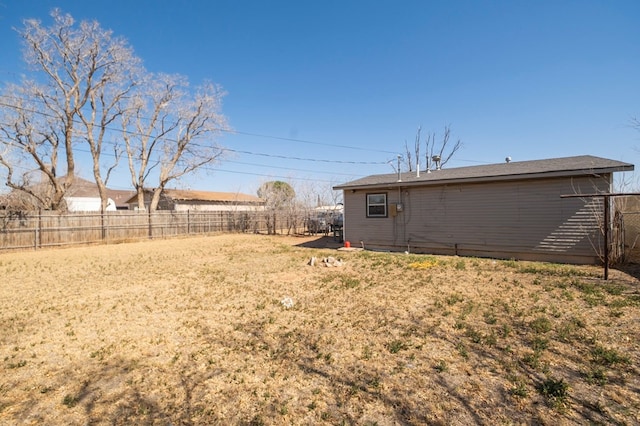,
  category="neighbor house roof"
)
[63,177,135,209]
[163,189,263,204]
[124,189,264,204]
[334,155,634,190]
